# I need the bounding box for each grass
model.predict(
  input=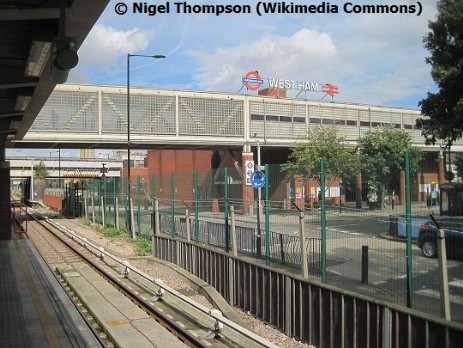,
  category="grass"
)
[104,227,126,238]
[134,237,152,256]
